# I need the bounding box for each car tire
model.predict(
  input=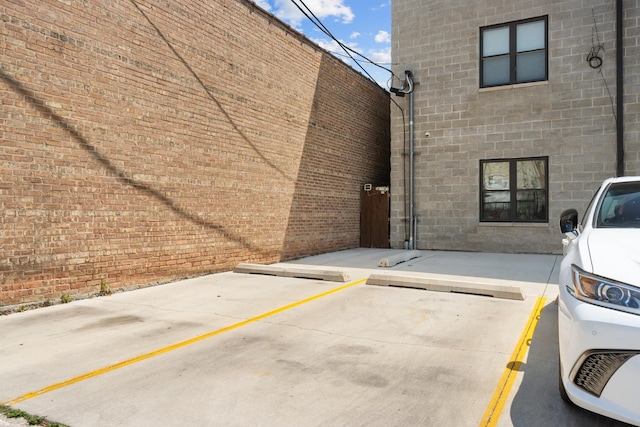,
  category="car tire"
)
[559,358,572,404]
